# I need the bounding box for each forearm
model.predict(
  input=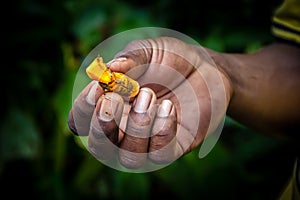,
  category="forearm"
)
[208,43,300,137]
